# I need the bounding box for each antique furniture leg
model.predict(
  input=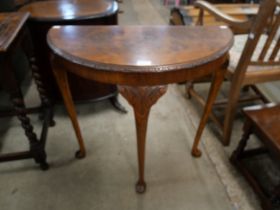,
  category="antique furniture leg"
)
[0,53,49,170]
[191,66,226,157]
[222,71,244,145]
[20,27,55,127]
[52,64,86,159]
[30,56,55,126]
[118,85,167,193]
